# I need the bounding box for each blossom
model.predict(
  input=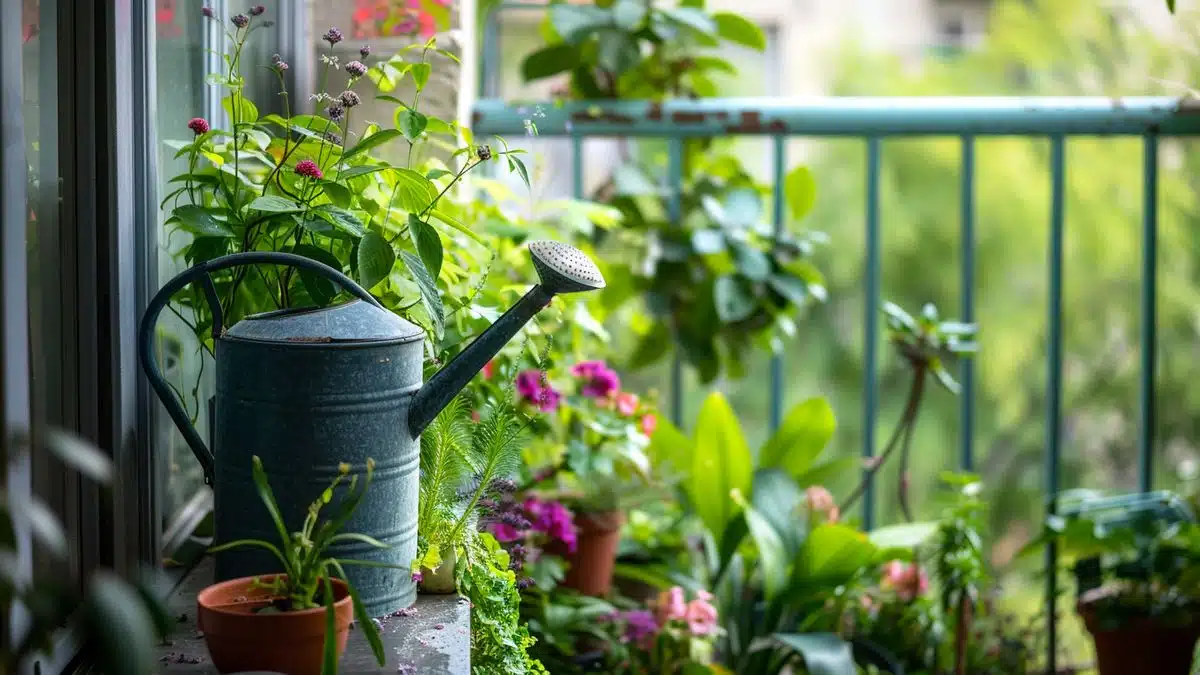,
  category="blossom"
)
[410,571,423,584]
[323,27,344,45]
[524,497,577,553]
[615,392,639,416]
[481,360,495,380]
[345,60,368,78]
[640,413,657,437]
[231,13,249,28]
[271,53,289,71]
[249,5,266,16]
[339,90,362,108]
[621,610,659,647]
[201,6,215,18]
[654,586,687,623]
[489,522,522,543]
[571,360,621,399]
[360,45,372,58]
[514,370,561,412]
[295,159,323,179]
[685,594,719,636]
[326,103,345,121]
[187,117,210,135]
[881,560,929,602]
